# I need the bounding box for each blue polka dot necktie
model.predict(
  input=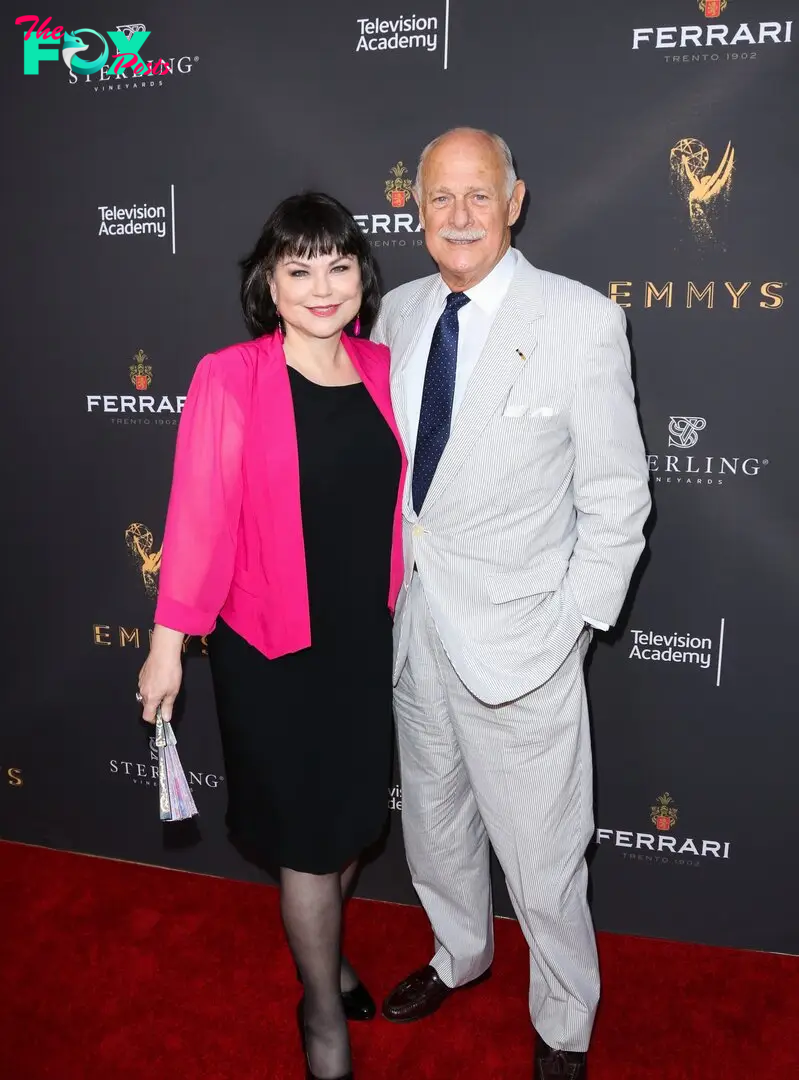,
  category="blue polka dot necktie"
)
[412,291,471,514]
